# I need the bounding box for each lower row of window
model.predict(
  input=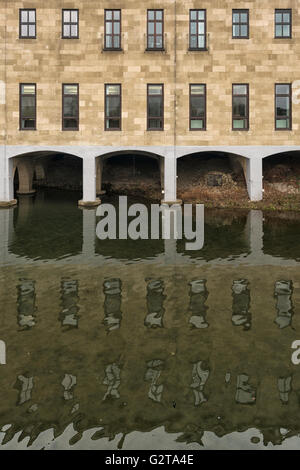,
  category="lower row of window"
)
[20,83,292,131]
